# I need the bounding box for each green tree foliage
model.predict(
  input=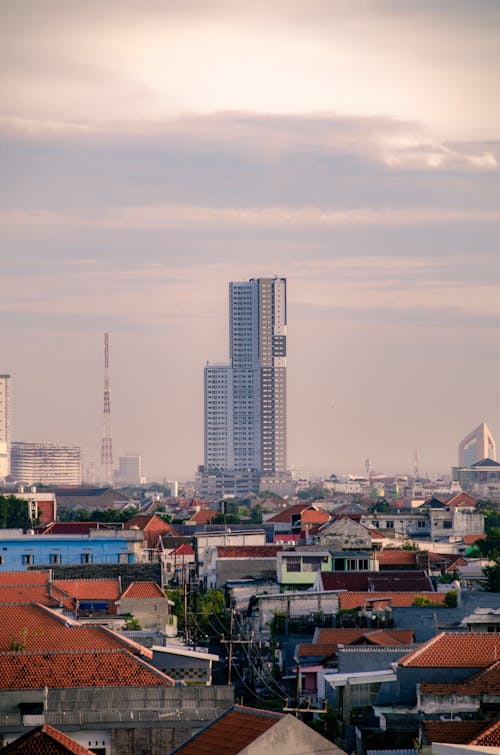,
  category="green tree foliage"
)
[369,498,392,513]
[167,587,230,644]
[297,485,328,502]
[444,590,458,607]
[59,506,139,524]
[412,595,433,606]
[475,528,500,559]
[482,559,500,592]
[0,495,35,530]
